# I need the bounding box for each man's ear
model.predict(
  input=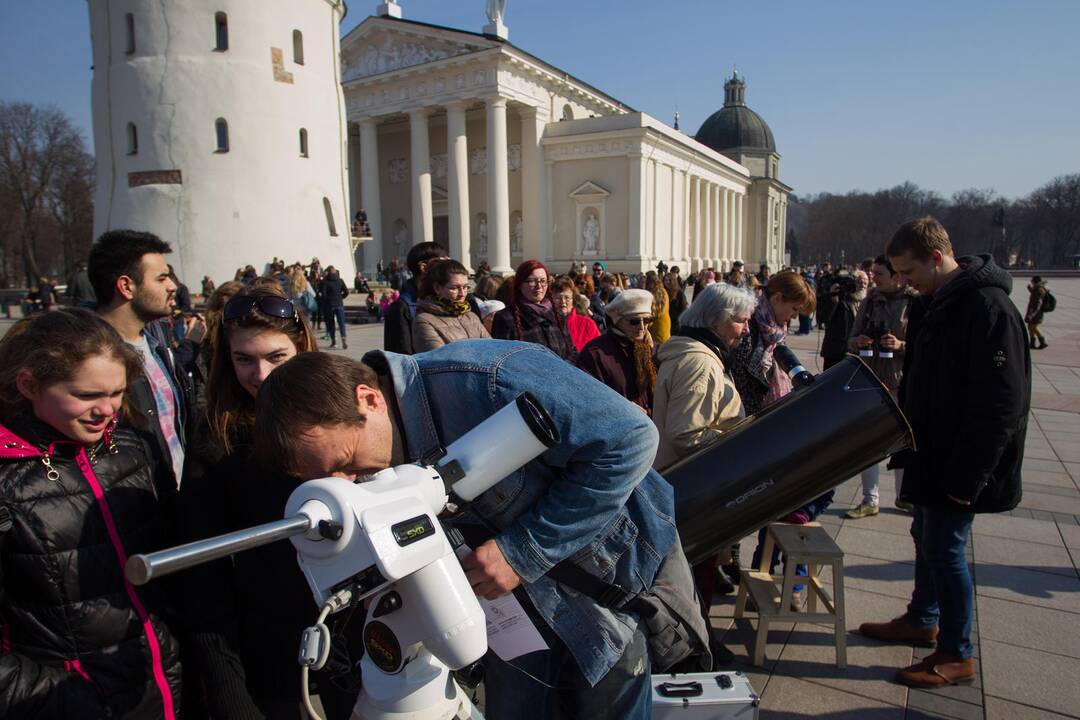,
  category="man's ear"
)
[930,249,944,269]
[115,274,137,301]
[15,368,37,401]
[354,384,385,414]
